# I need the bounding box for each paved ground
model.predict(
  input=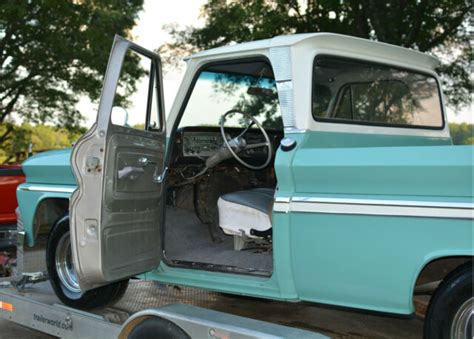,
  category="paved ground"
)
[0,281,424,338]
